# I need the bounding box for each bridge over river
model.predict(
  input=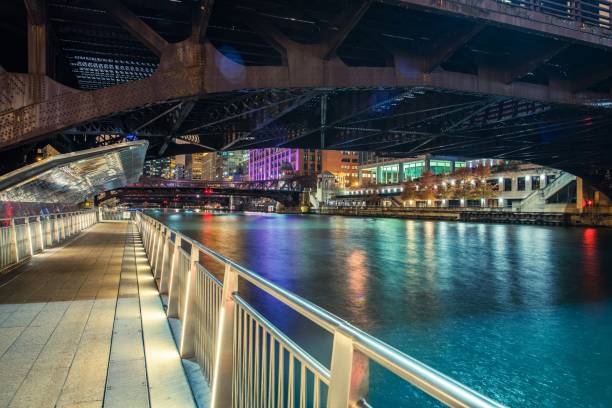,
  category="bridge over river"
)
[1,0,612,193]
